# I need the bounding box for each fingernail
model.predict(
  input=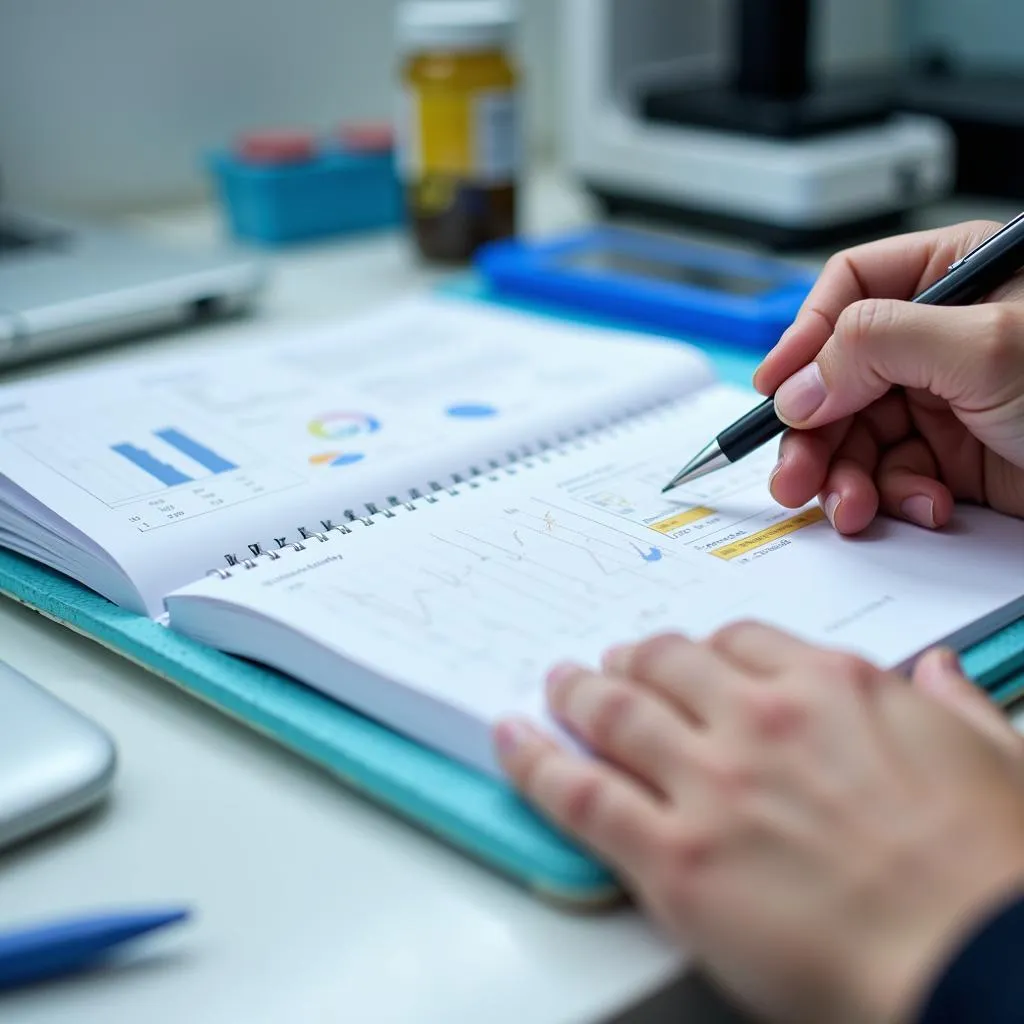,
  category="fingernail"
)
[768,456,785,490]
[775,363,827,423]
[916,664,945,695]
[917,649,962,694]
[921,655,958,696]
[823,492,841,528]
[495,719,536,756]
[900,495,935,528]
[601,644,632,673]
